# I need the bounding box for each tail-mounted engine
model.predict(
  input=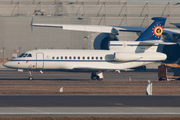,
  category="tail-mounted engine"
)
[114,52,141,62]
